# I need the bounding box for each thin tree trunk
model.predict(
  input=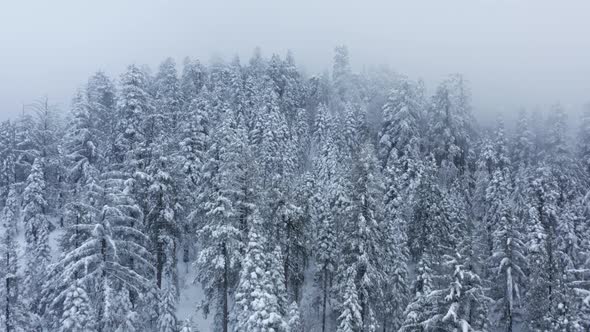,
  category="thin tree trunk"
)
[322,268,328,332]
[223,244,229,332]
[285,222,291,293]
[6,272,10,332]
